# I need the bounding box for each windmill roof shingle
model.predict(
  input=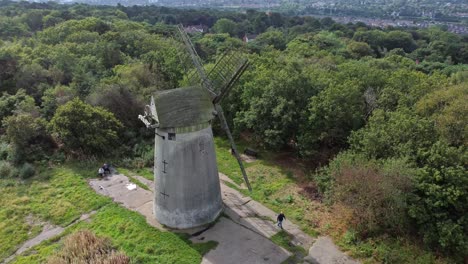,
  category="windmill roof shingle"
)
[153,86,214,128]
